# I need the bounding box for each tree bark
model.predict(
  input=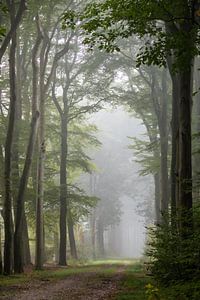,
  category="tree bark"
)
[97,218,104,258]
[193,59,200,201]
[154,173,161,224]
[4,16,17,275]
[159,69,169,215]
[68,210,78,259]
[90,209,96,259]
[179,66,193,213]
[168,65,180,220]
[34,23,44,269]
[59,115,67,265]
